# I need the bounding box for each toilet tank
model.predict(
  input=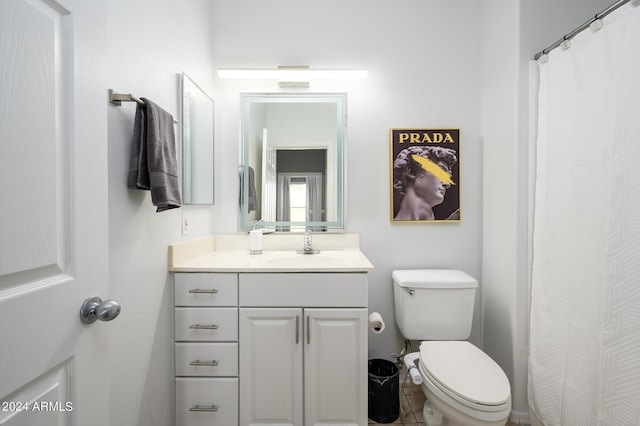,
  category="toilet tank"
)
[393,269,478,340]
